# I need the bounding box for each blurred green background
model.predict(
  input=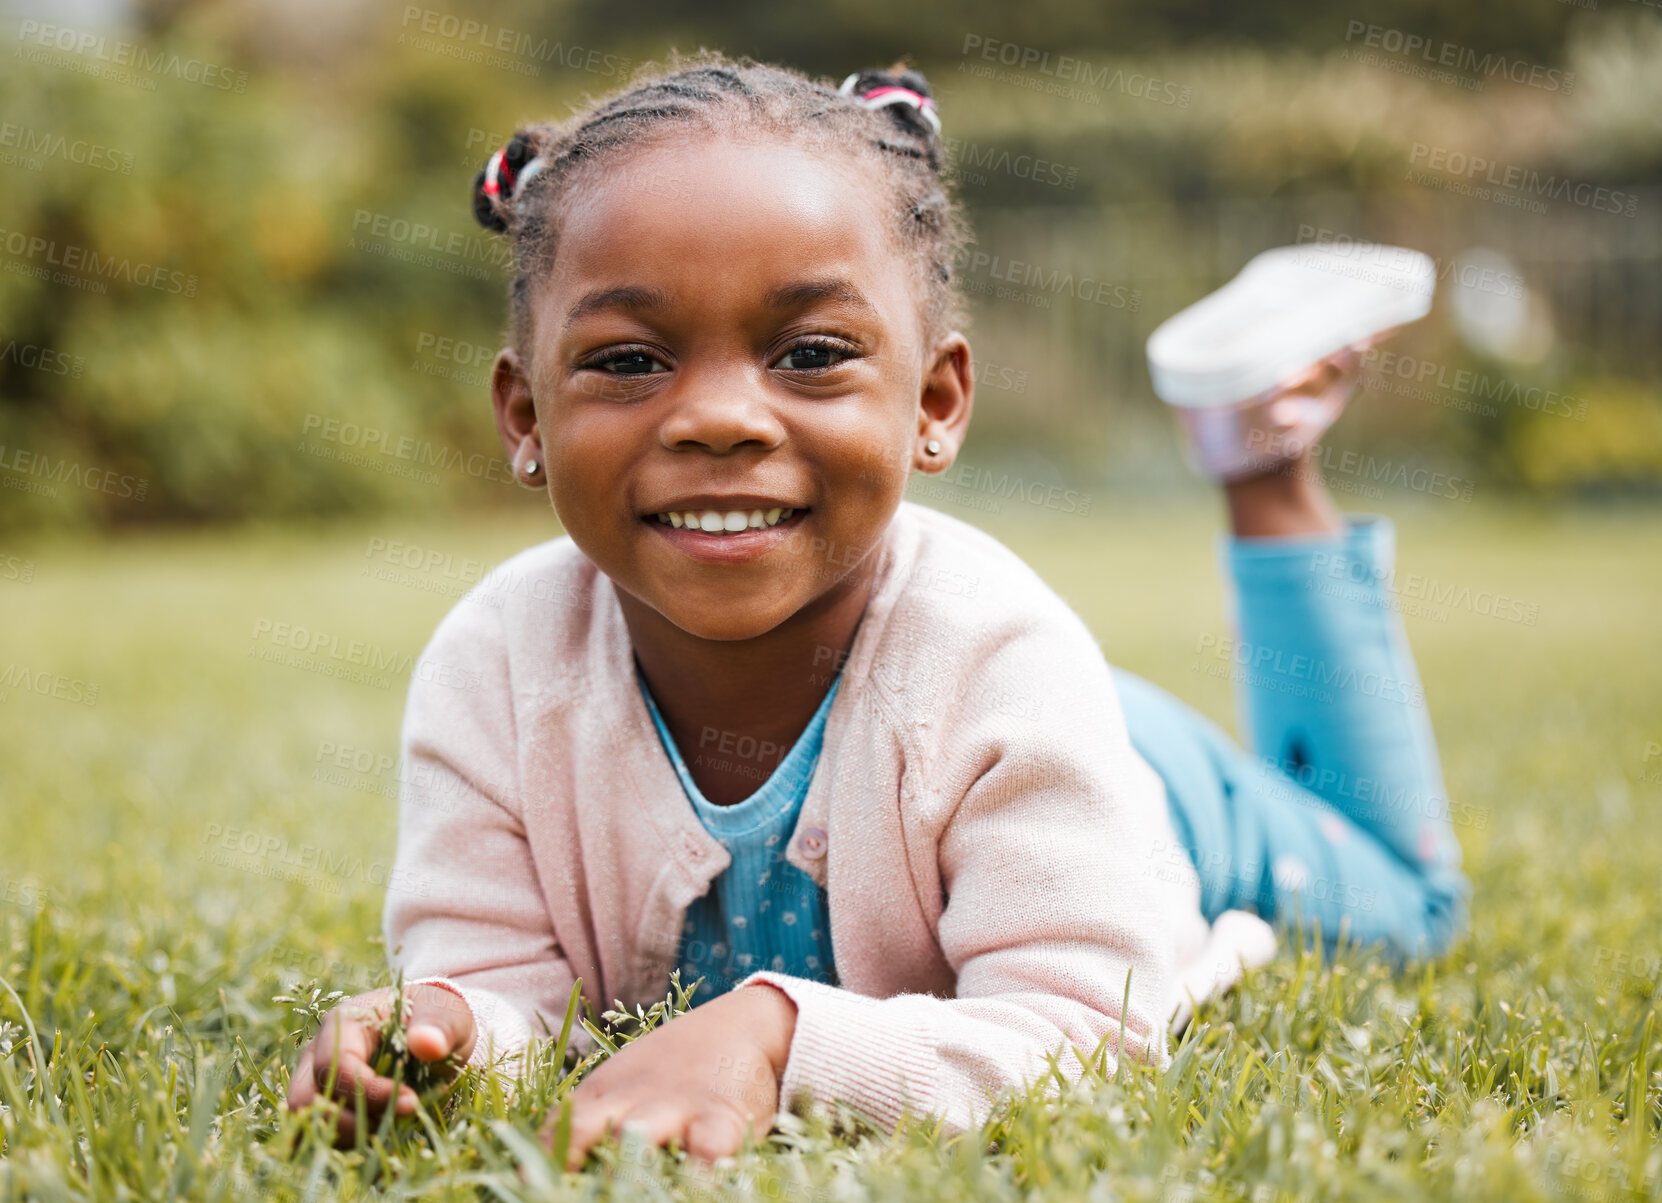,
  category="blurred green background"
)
[3,0,1661,532]
[2,6,1661,1196]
